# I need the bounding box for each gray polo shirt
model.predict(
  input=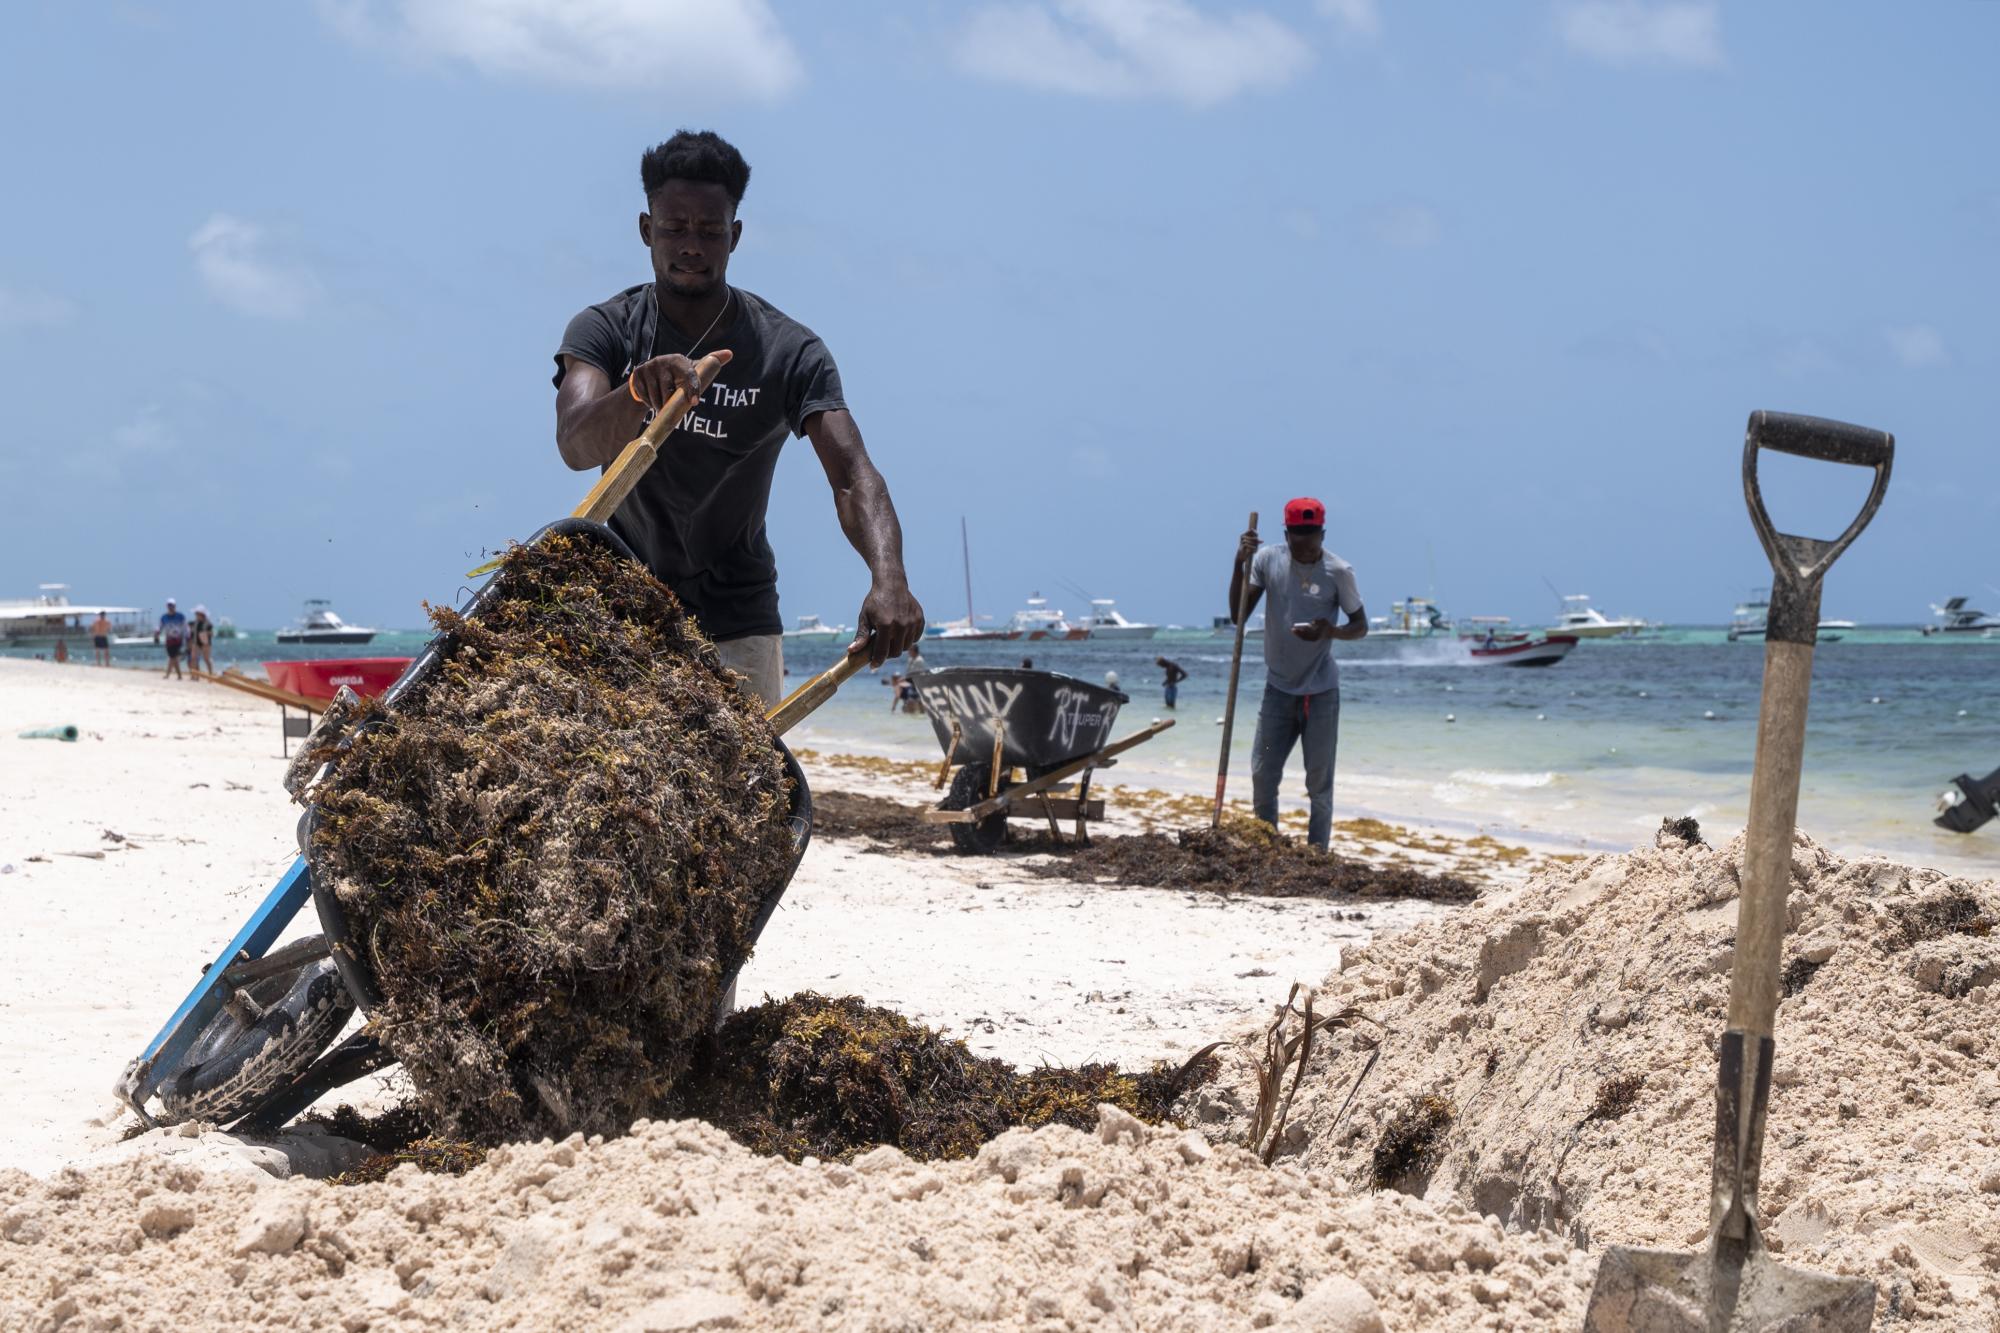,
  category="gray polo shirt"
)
[1249,545,1363,696]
